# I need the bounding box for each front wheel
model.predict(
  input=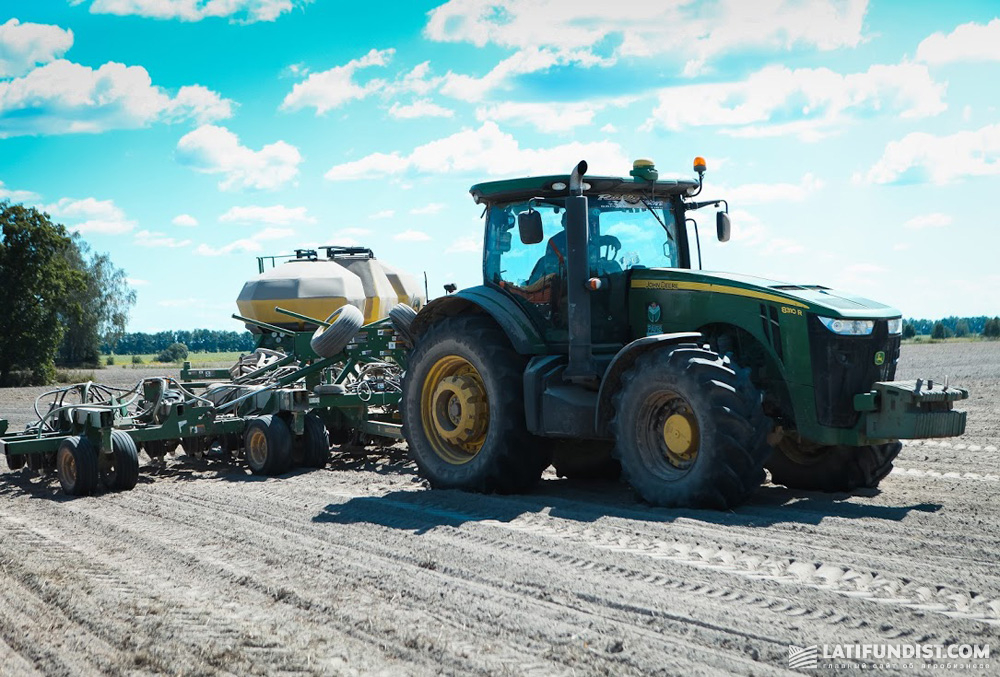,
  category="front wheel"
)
[402,315,549,493]
[766,438,901,492]
[56,436,99,496]
[244,415,292,476]
[612,345,771,509]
